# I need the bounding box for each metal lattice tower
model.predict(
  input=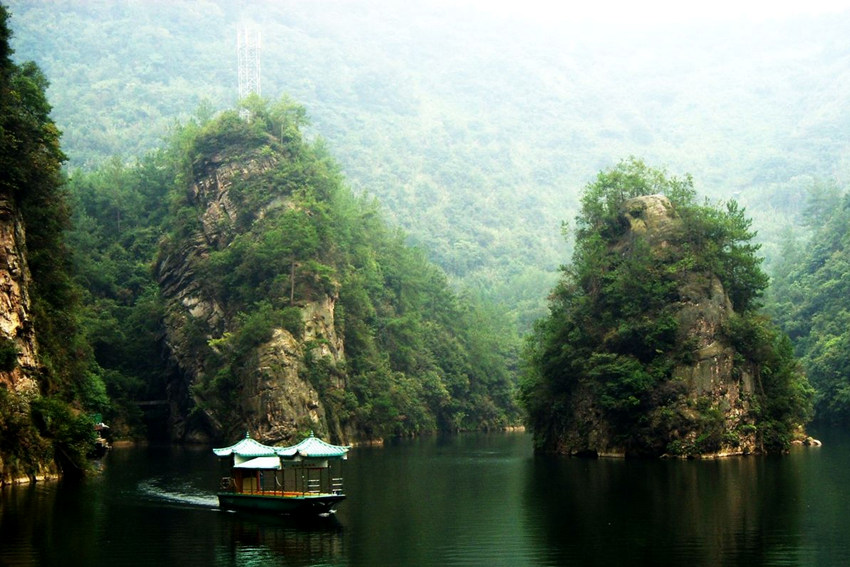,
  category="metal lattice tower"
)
[237,24,261,101]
